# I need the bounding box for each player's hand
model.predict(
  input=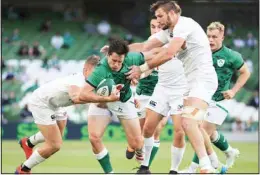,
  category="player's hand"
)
[100,45,109,54]
[106,85,122,102]
[222,90,236,99]
[131,79,138,86]
[134,99,140,108]
[68,85,81,103]
[125,66,142,80]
